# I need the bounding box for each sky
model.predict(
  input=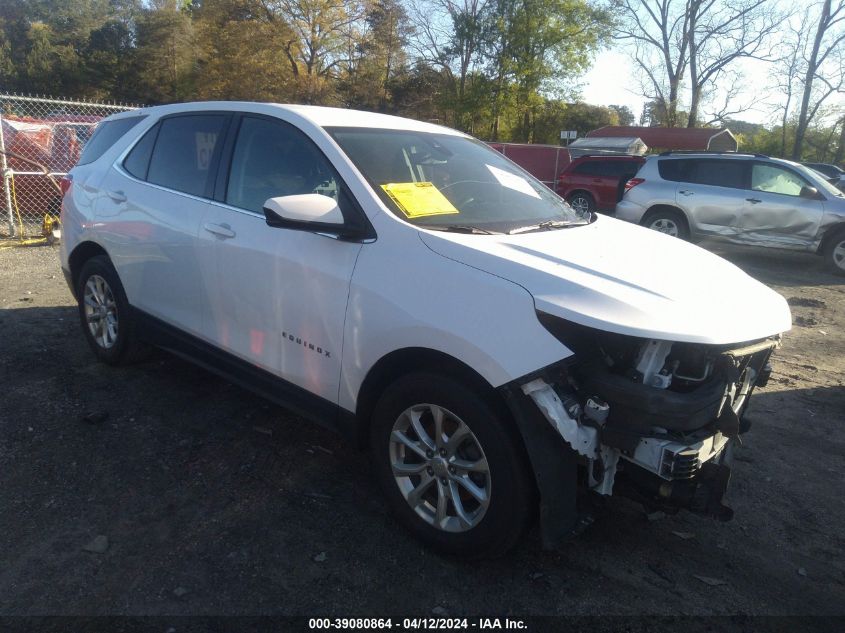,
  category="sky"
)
[581,47,844,128]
